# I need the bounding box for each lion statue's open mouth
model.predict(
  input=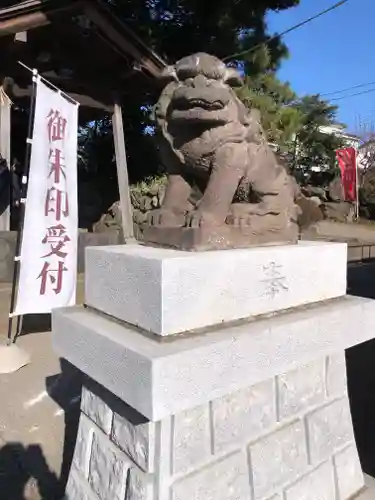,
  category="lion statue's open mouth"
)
[175,98,225,111]
[169,85,230,123]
